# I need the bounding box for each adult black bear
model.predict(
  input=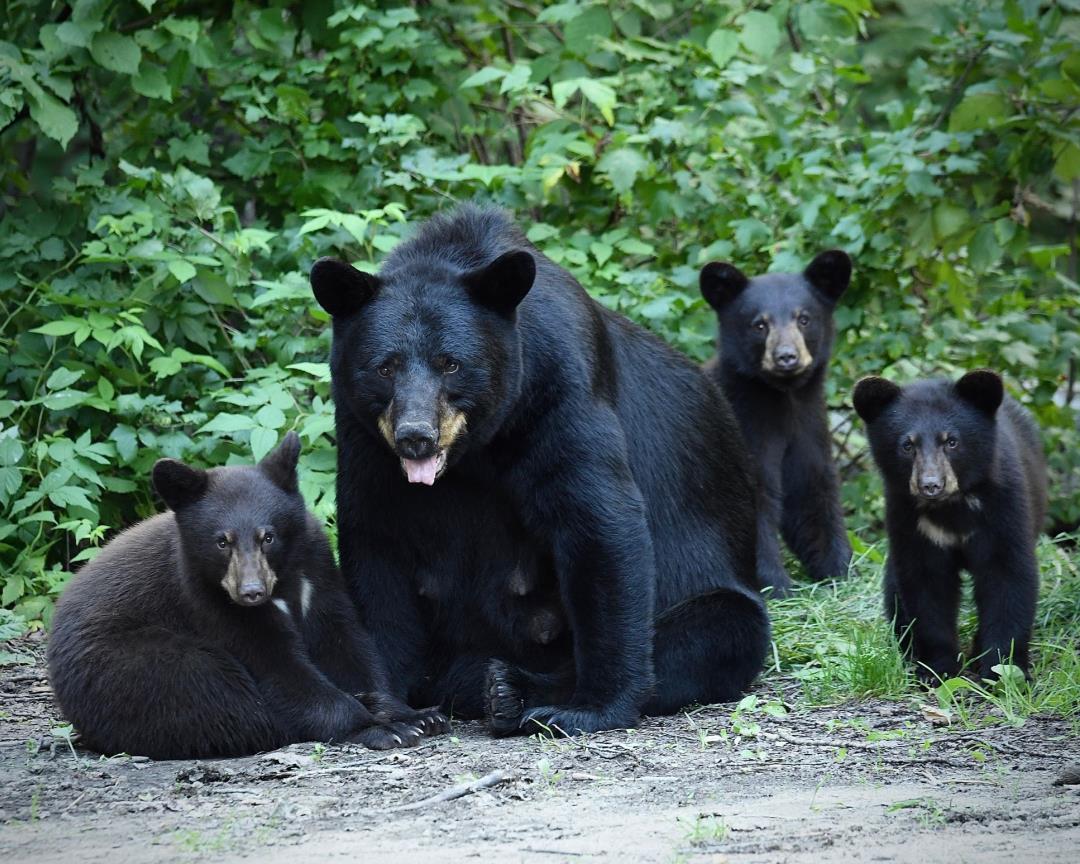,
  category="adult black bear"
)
[853,371,1047,681]
[311,205,769,736]
[700,252,853,595]
[47,433,447,759]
